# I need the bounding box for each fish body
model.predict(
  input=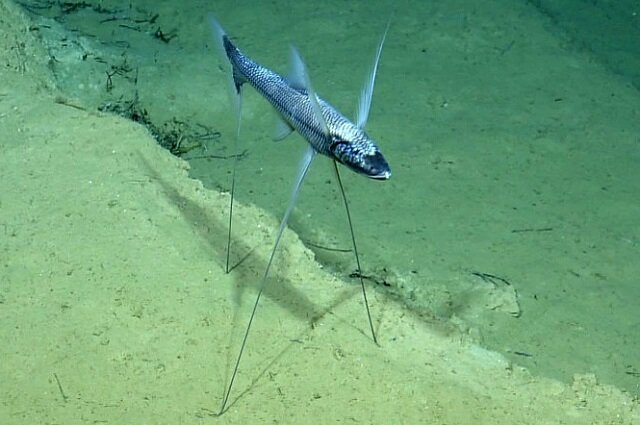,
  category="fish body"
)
[216,26,391,180]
